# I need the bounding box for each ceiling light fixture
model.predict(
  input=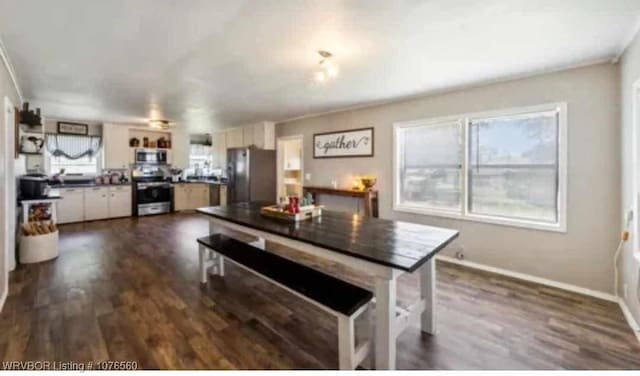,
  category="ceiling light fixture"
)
[149,119,171,130]
[314,50,338,83]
